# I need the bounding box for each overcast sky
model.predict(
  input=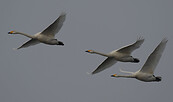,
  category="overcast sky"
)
[1,0,173,102]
